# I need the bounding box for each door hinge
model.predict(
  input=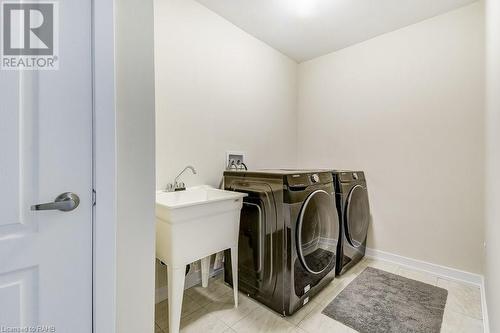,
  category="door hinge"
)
[92,189,96,206]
